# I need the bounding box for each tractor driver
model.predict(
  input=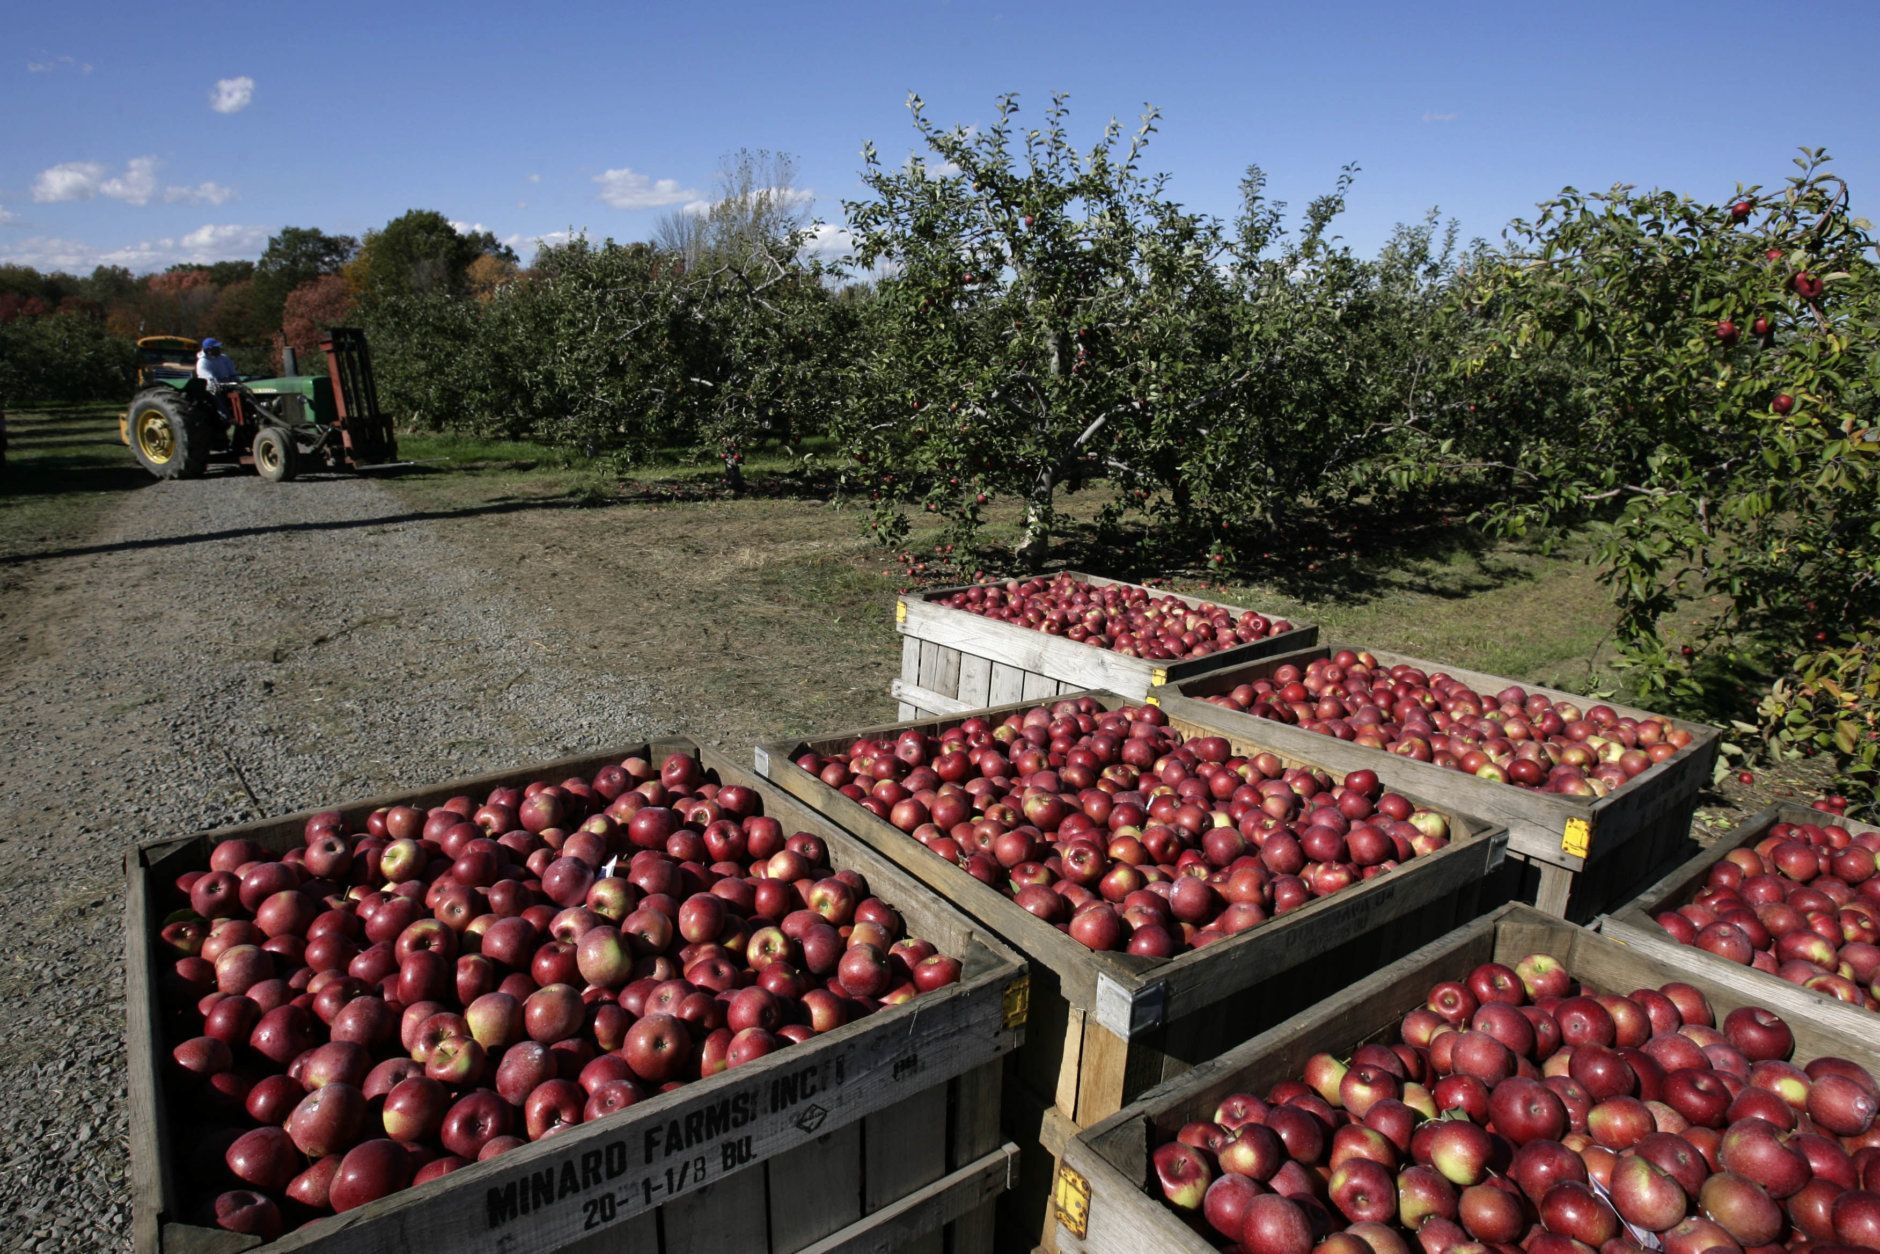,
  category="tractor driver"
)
[195,337,240,437]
